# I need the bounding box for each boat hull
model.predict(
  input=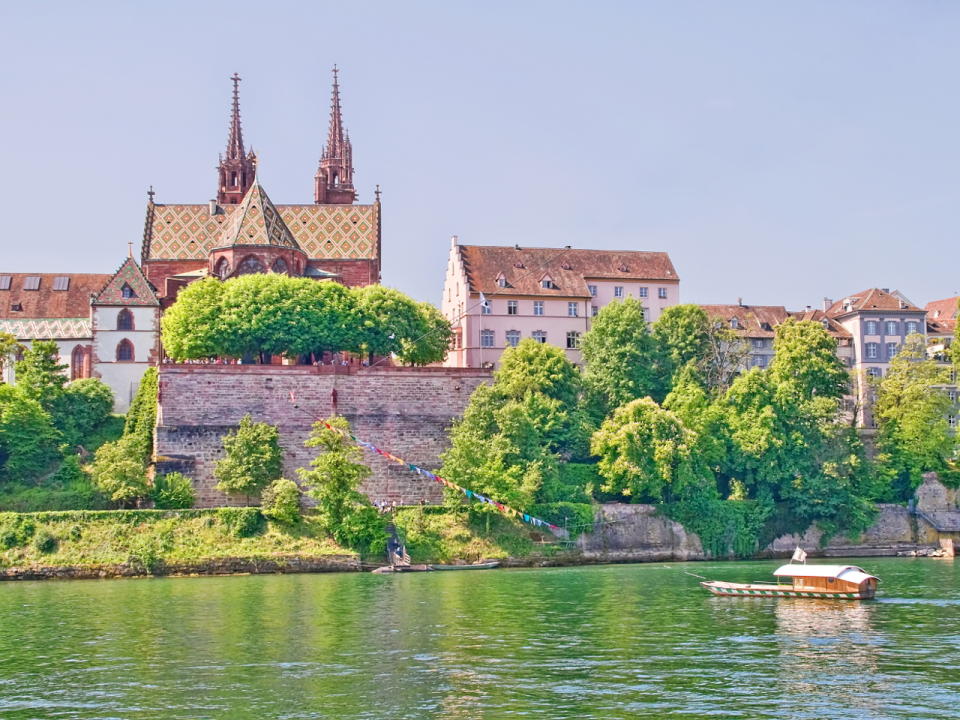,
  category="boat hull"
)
[700,581,873,600]
[430,561,500,571]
